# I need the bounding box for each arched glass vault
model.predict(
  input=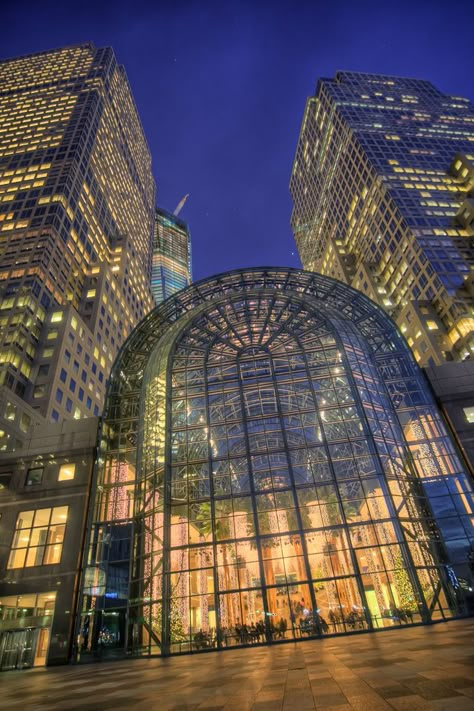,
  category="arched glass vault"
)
[77,268,474,658]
